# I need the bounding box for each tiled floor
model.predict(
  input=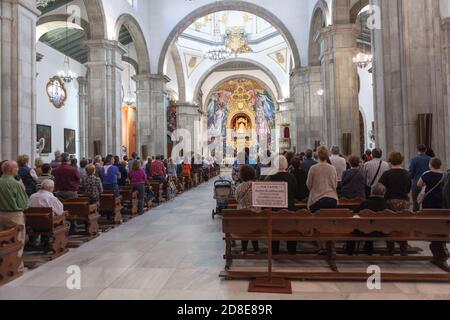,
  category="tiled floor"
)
[1,178,450,300]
